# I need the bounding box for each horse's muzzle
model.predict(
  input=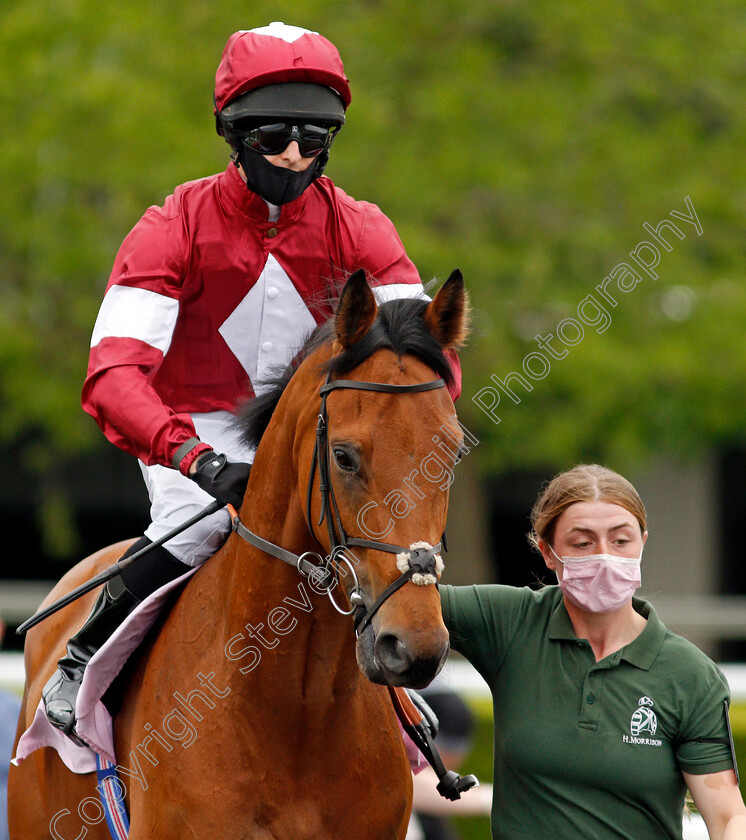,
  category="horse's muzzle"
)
[376,631,449,688]
[357,626,449,689]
